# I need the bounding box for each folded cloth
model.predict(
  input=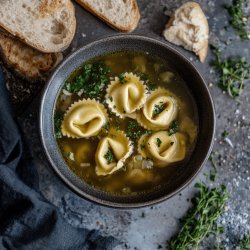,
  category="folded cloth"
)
[0,67,119,250]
